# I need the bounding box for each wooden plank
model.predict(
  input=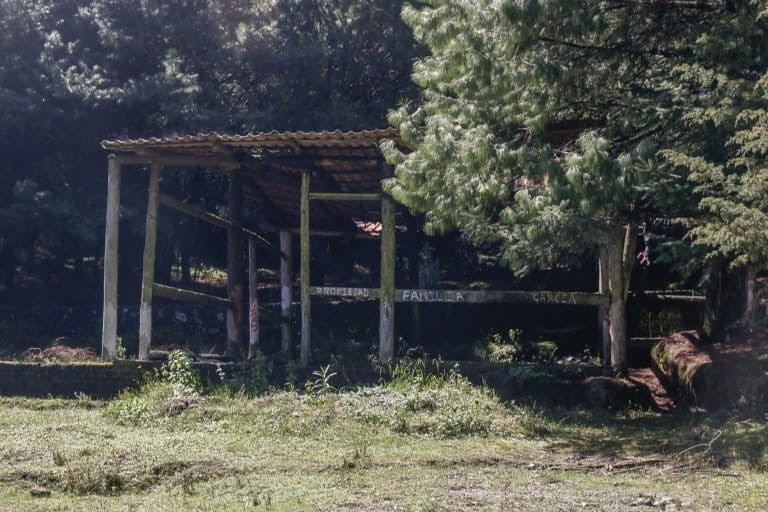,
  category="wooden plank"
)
[153,283,232,308]
[101,155,121,361]
[308,192,382,201]
[300,170,311,365]
[631,292,706,303]
[395,289,609,305]
[138,163,161,361]
[310,286,609,305]
[227,169,245,359]
[280,231,294,359]
[284,227,376,239]
[116,152,239,170]
[248,238,260,358]
[158,193,271,248]
[311,286,380,300]
[379,194,396,362]
[598,249,611,367]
